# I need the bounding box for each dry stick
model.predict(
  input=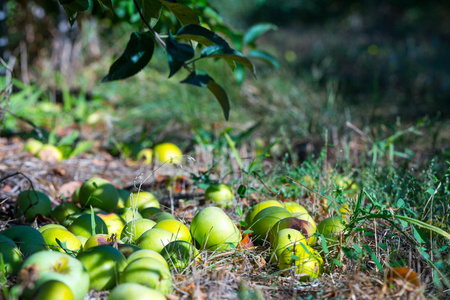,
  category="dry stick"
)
[131,0,166,48]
